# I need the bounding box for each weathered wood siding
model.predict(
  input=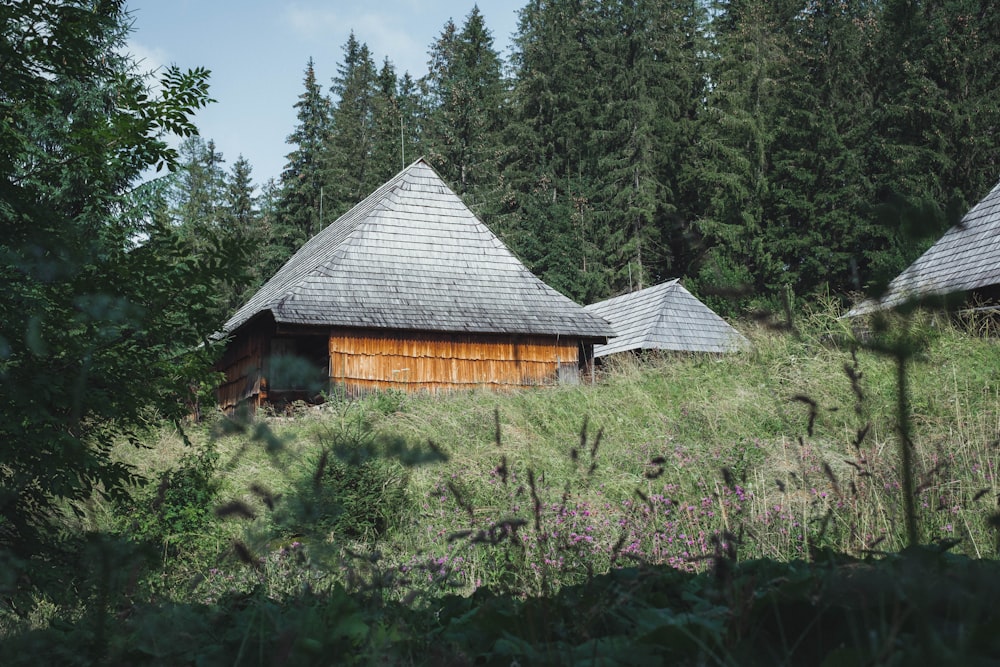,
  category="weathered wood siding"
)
[328,329,582,394]
[217,322,595,411]
[215,317,273,412]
